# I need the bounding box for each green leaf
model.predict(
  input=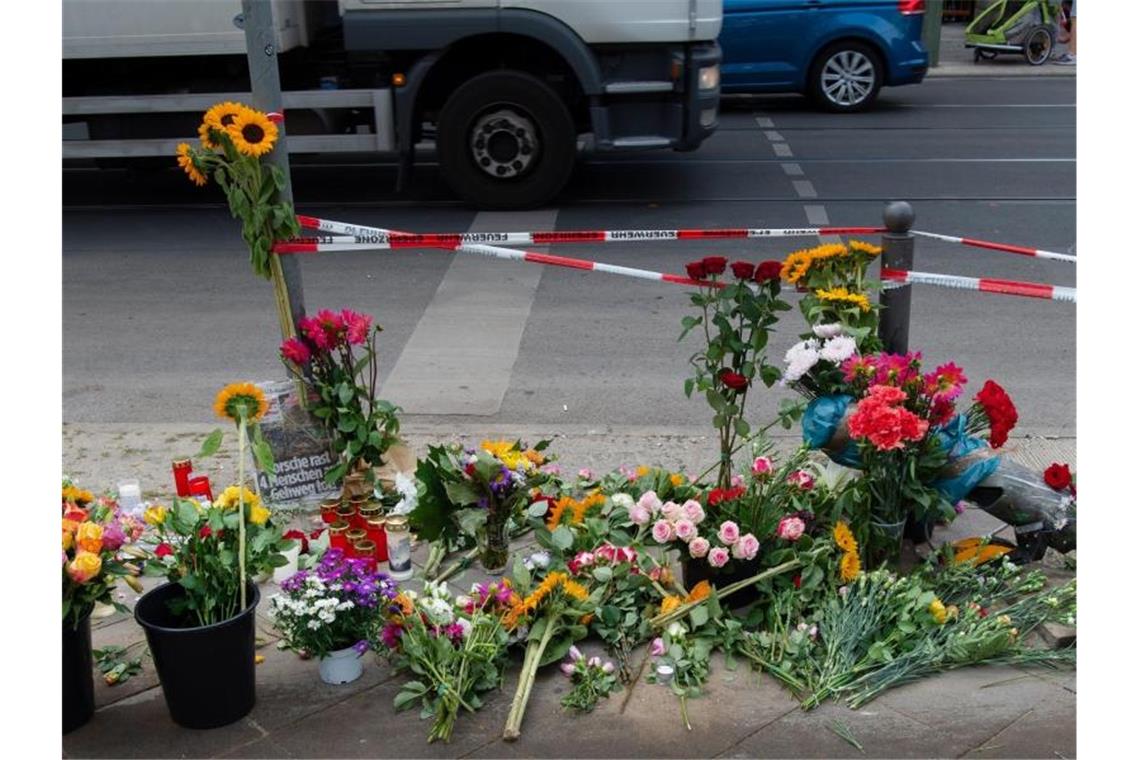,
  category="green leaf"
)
[689,604,709,628]
[197,428,224,458]
[253,440,275,475]
[683,377,695,398]
[550,525,573,551]
[394,681,428,711]
[734,418,750,437]
[591,565,613,583]
[337,384,354,405]
[527,501,551,518]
